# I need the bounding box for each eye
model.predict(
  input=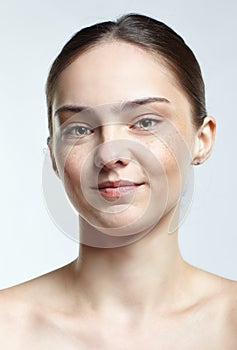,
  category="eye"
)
[61,125,93,139]
[131,117,160,131]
